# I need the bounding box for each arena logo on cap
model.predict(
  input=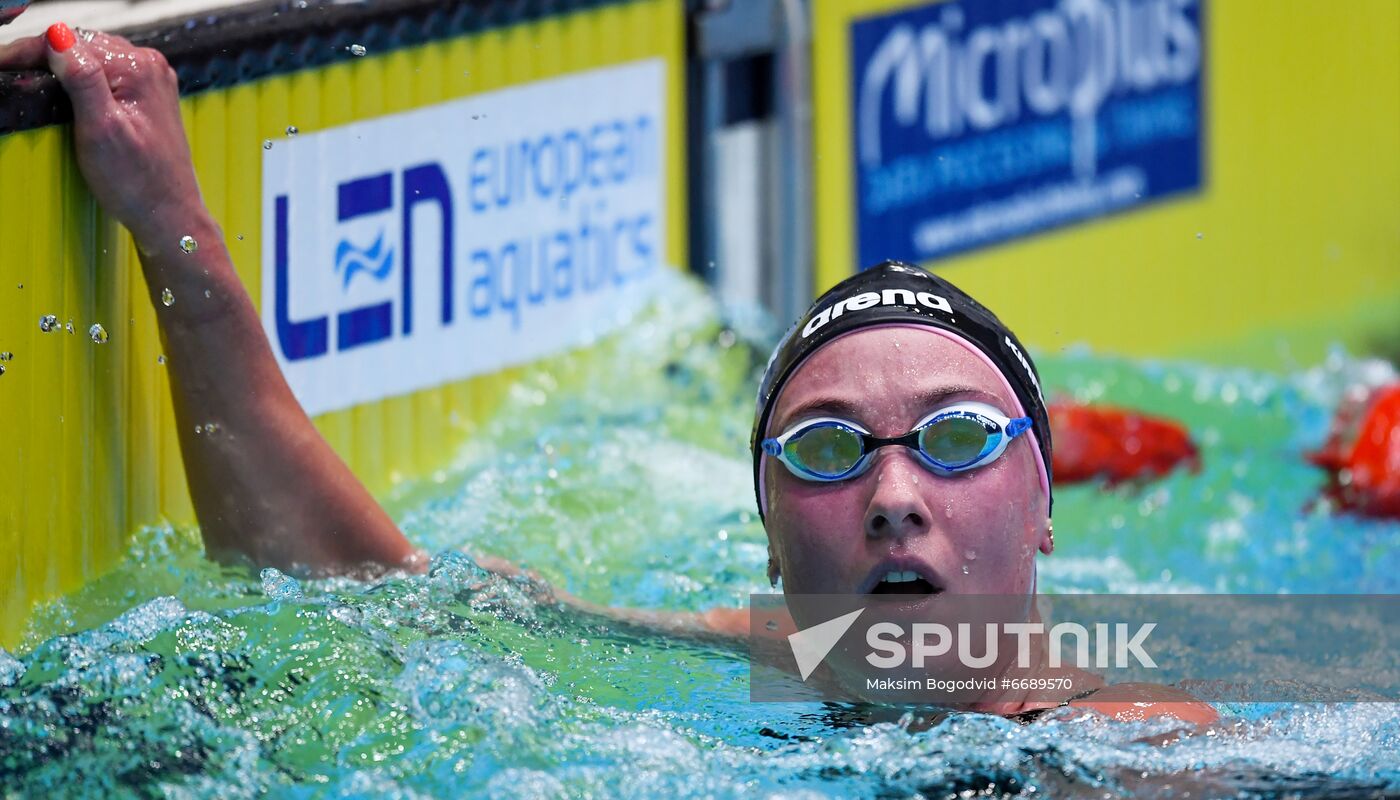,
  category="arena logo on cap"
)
[802,288,953,338]
[1002,335,1043,403]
